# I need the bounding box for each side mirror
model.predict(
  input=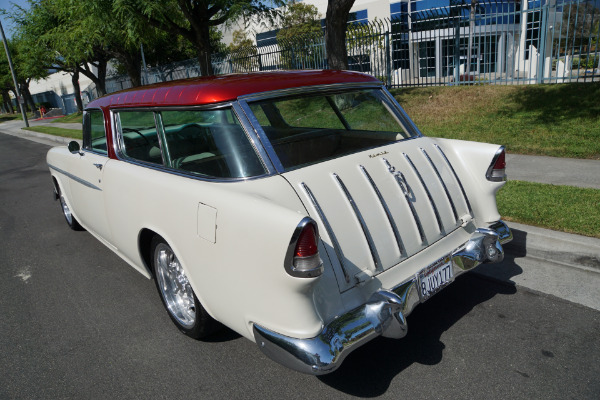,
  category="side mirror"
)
[68,141,82,155]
